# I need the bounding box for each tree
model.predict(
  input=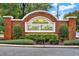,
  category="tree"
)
[19,3,51,18]
[0,4,21,19]
[0,3,51,19]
